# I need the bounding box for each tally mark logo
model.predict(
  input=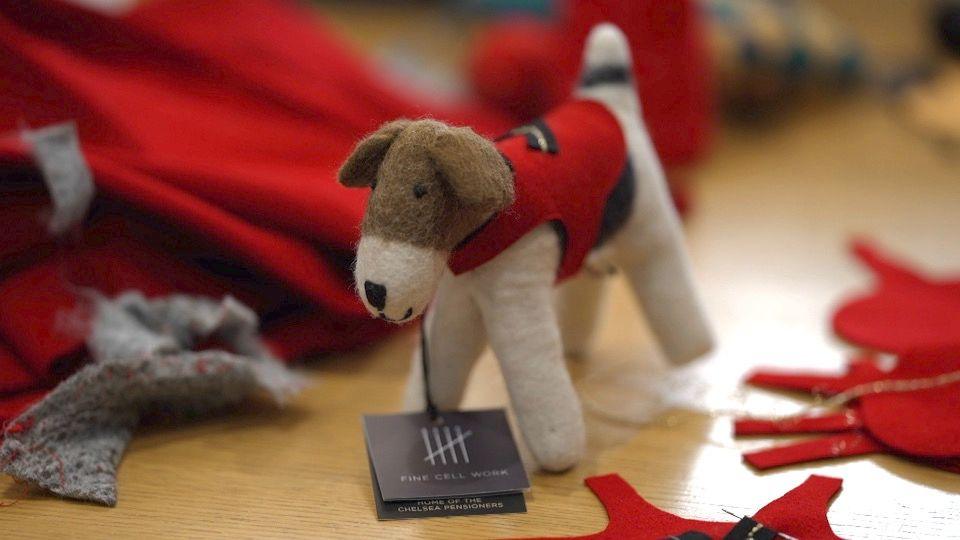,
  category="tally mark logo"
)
[421,425,472,466]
